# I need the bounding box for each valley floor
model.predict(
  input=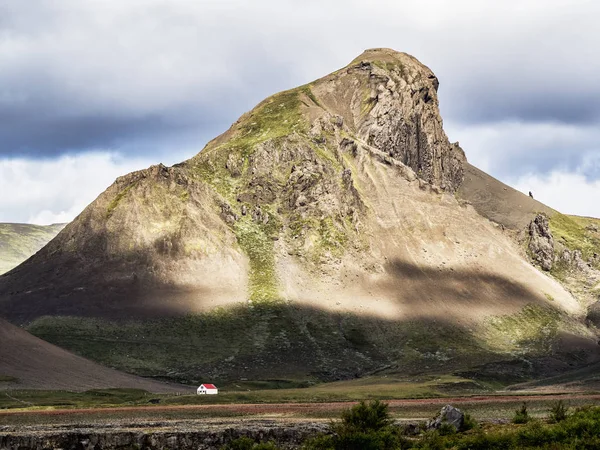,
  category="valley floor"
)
[3,389,600,449]
[2,392,600,424]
